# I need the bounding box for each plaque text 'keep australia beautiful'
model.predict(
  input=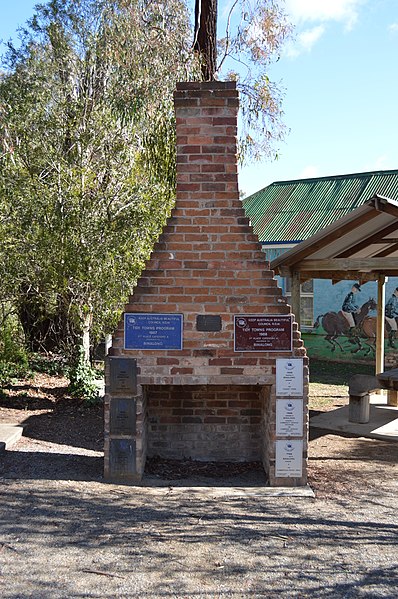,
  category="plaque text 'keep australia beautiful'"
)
[124,313,183,350]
